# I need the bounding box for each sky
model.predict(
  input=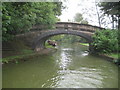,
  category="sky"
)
[58,0,112,28]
